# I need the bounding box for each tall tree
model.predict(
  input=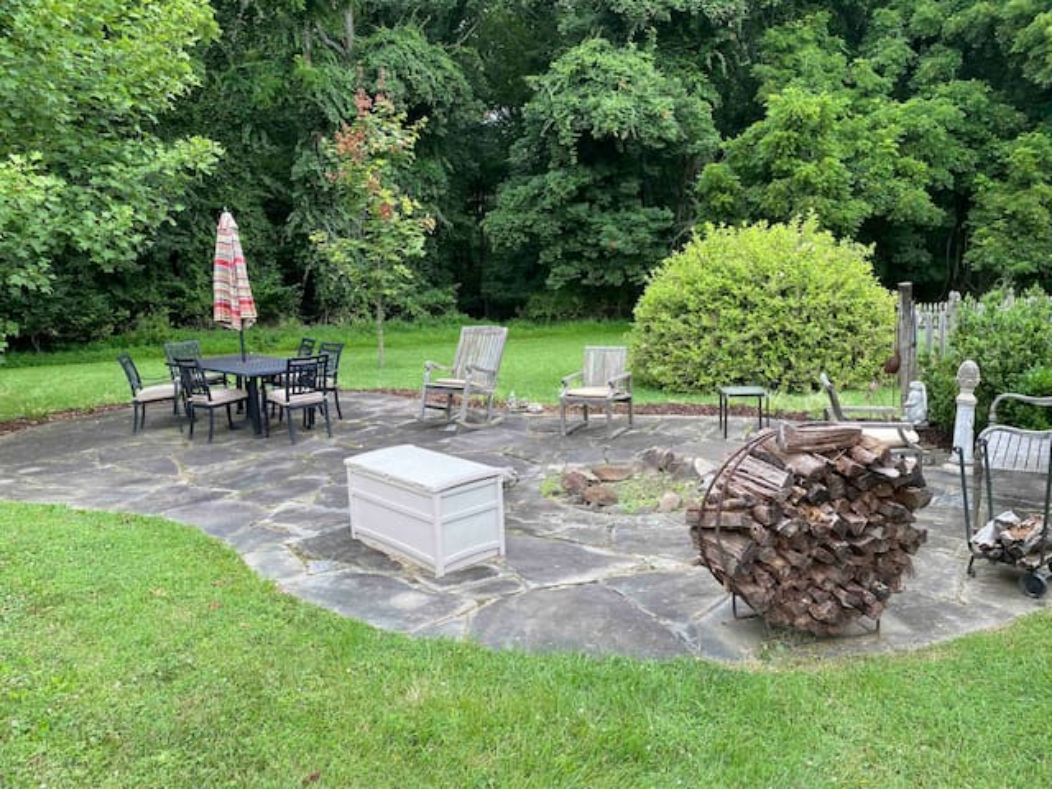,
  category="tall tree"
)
[310,89,436,367]
[0,0,221,348]
[485,38,718,315]
[695,7,1039,296]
